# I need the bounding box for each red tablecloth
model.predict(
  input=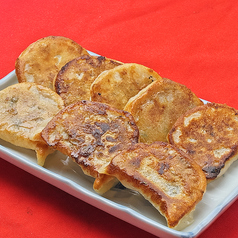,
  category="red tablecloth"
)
[1,1,238,237]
